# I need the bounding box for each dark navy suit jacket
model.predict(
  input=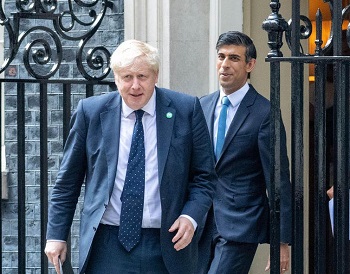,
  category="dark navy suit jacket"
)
[200,84,292,244]
[46,87,217,274]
